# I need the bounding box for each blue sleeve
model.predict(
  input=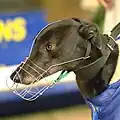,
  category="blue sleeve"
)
[86,80,120,120]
